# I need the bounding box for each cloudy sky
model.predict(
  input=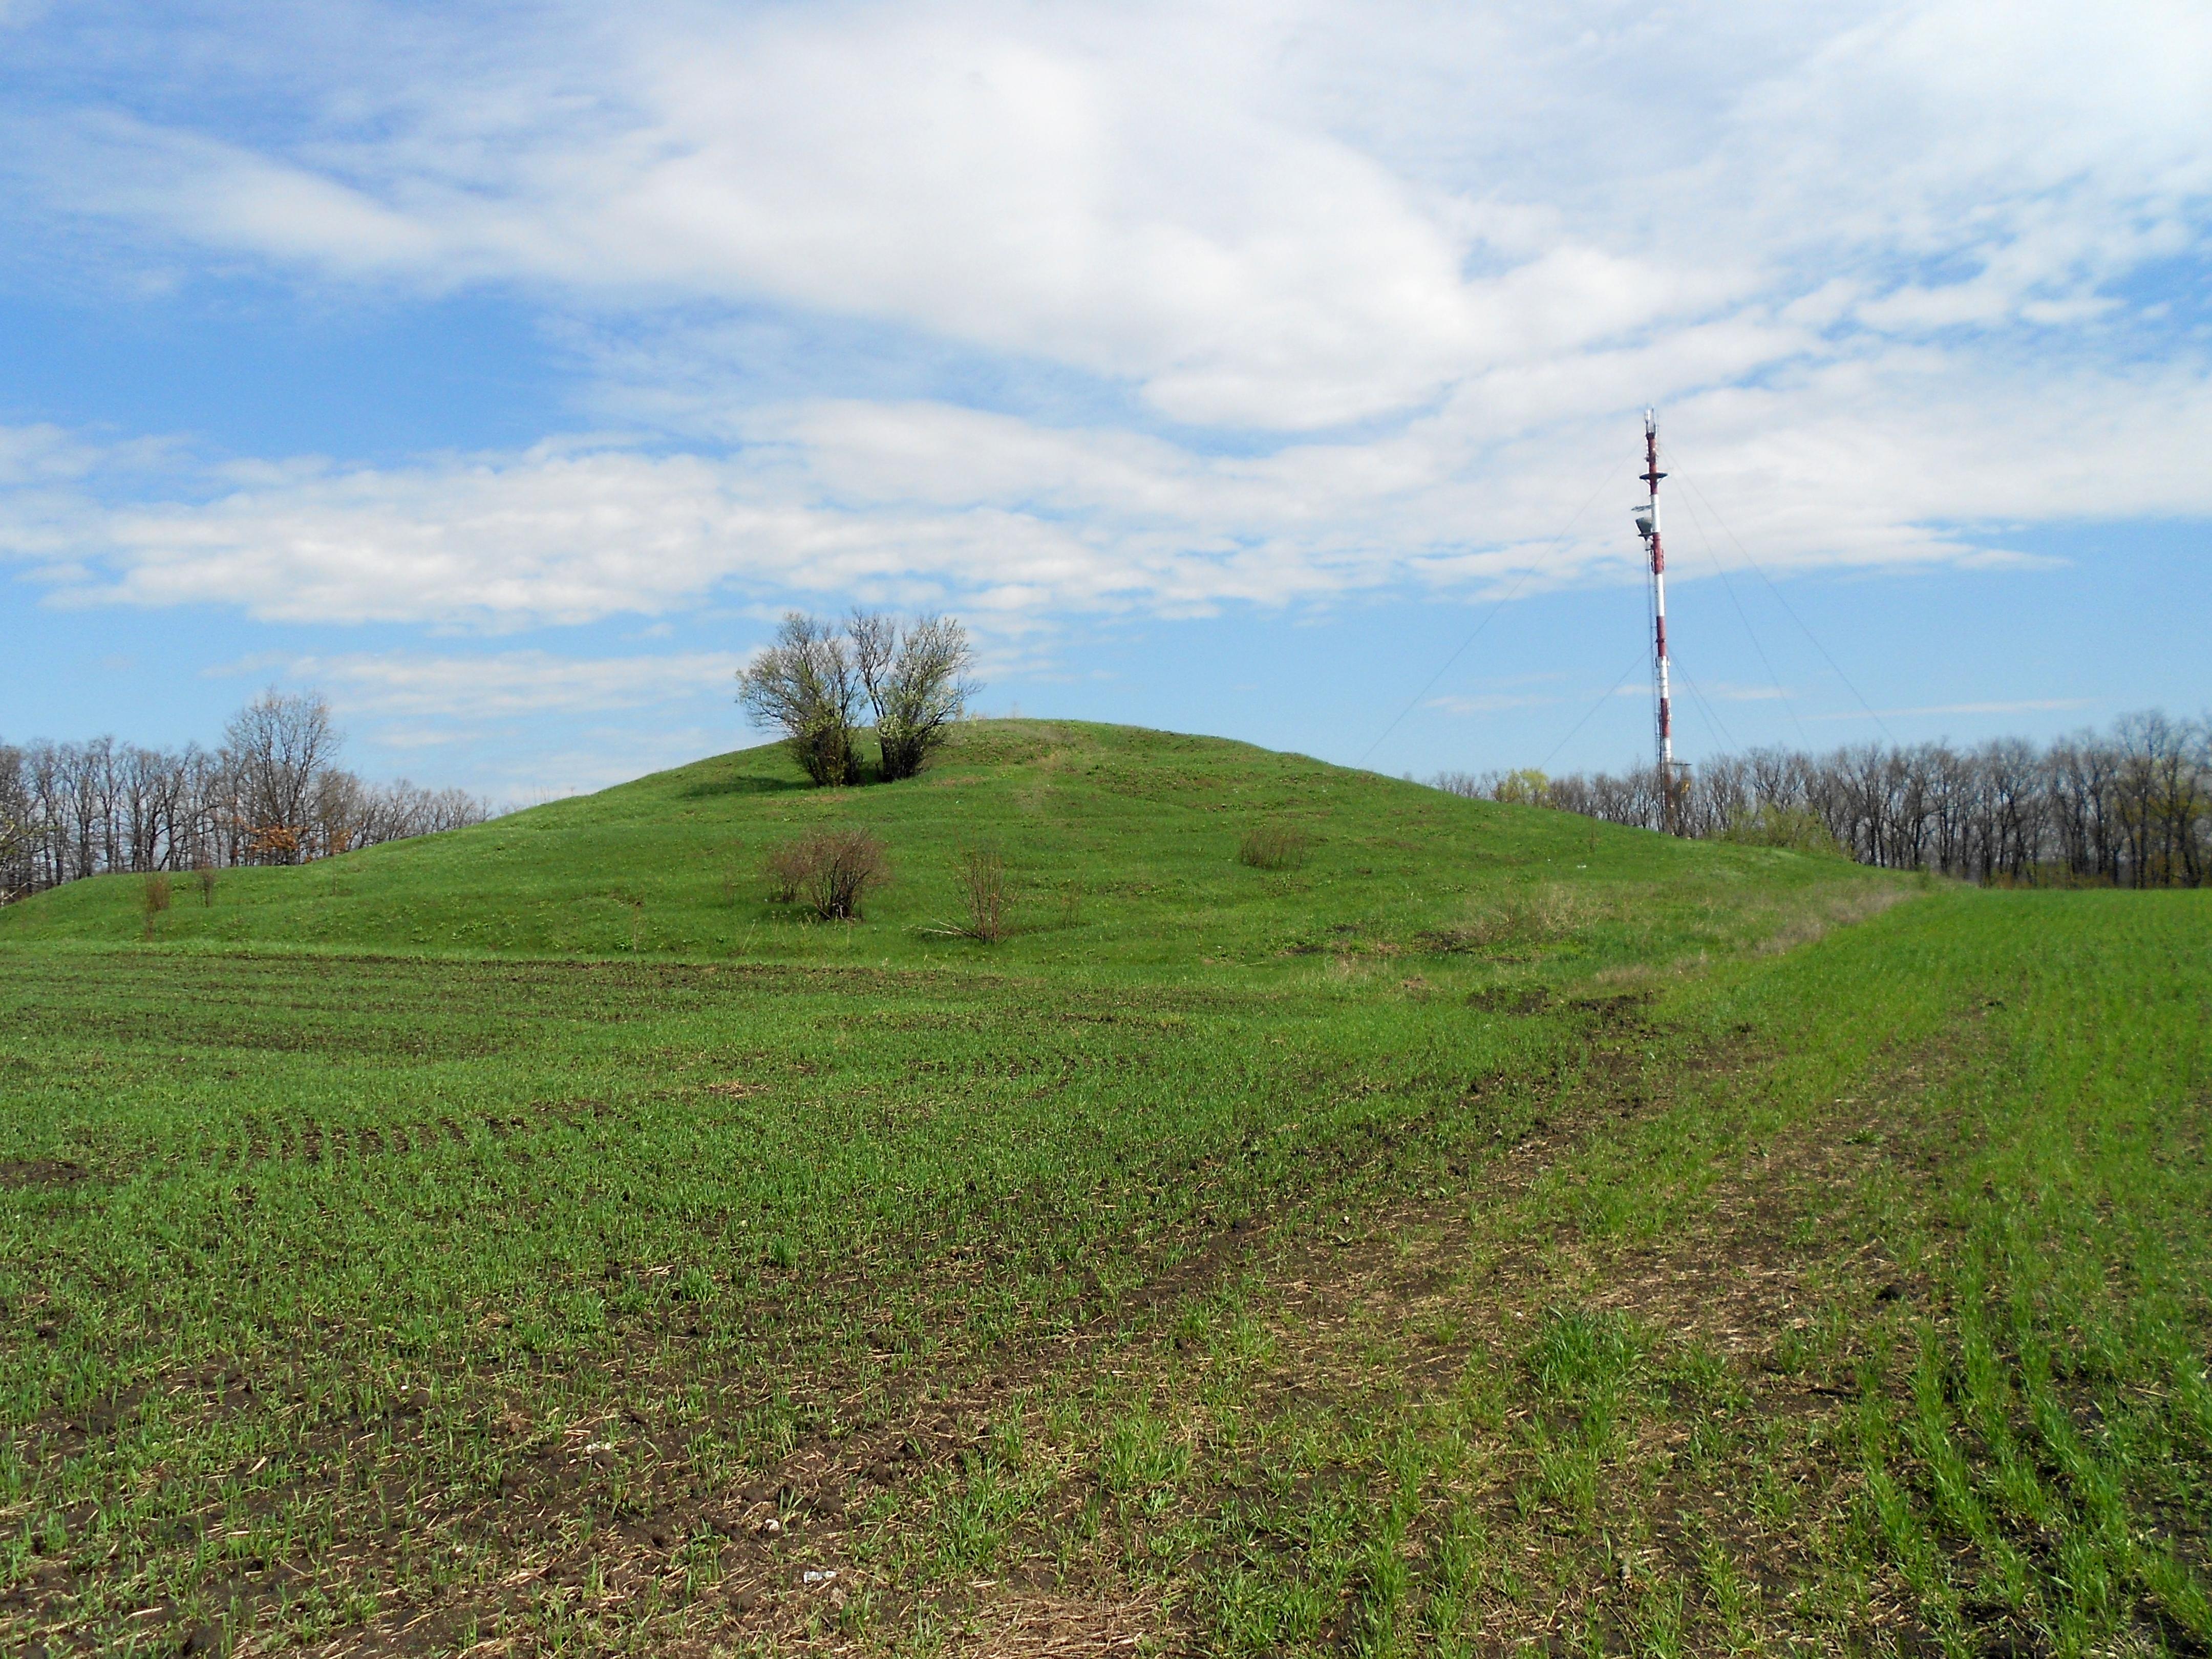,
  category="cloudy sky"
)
[2,0,2207,796]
